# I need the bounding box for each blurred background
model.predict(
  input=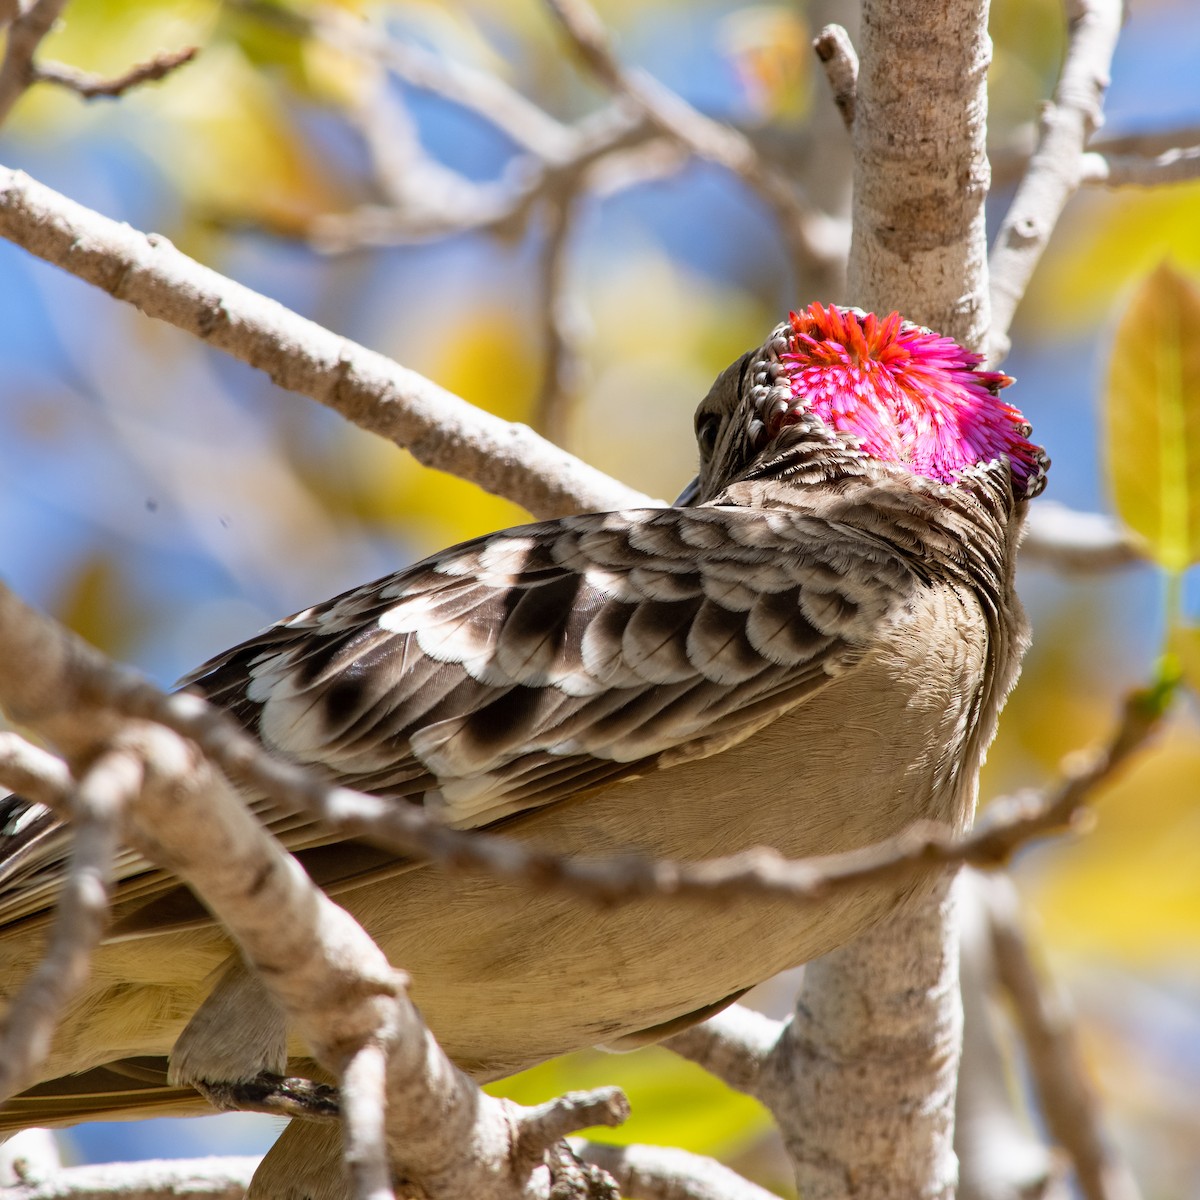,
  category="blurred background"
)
[0,0,1198,1195]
